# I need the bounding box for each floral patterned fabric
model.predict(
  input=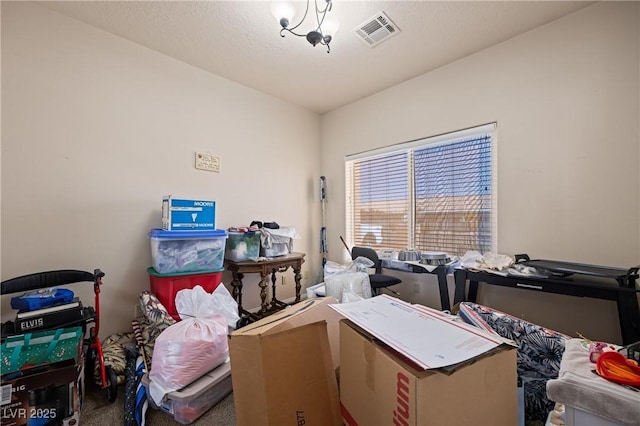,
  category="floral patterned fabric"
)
[93,331,134,385]
[92,292,175,385]
[458,302,571,423]
[137,291,176,369]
